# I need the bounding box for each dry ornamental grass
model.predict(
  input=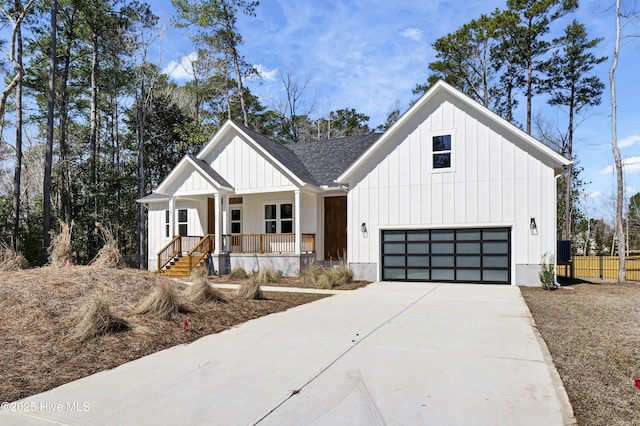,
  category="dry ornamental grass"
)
[69,297,130,343]
[236,278,263,300]
[134,281,183,320]
[185,276,227,305]
[0,247,29,271]
[48,220,73,267]
[90,223,123,268]
[0,266,328,403]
